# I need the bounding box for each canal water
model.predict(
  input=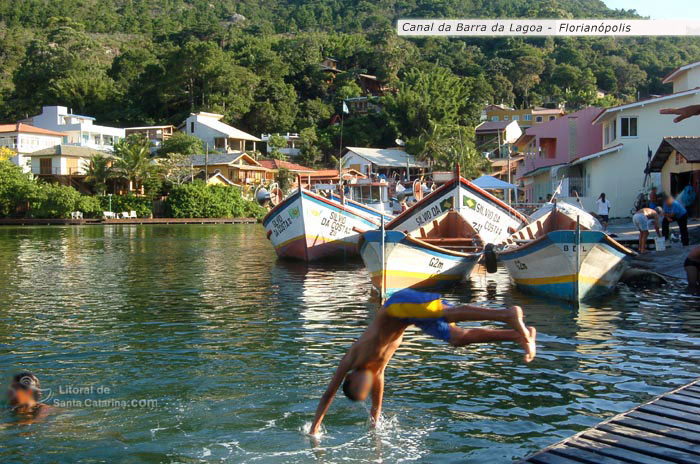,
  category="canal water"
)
[1,225,699,463]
